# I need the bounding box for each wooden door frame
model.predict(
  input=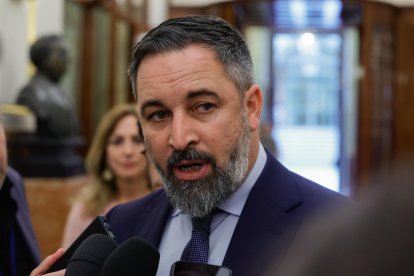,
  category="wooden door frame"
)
[72,0,148,150]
